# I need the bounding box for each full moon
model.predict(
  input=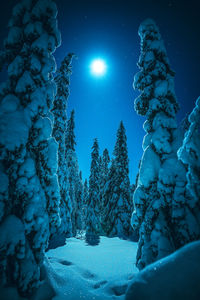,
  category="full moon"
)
[90,59,107,76]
